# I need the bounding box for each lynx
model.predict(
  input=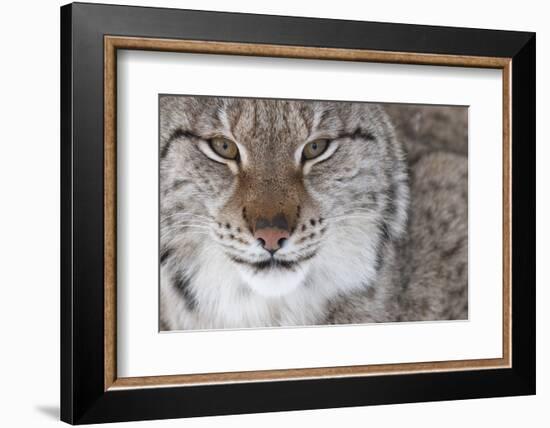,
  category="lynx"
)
[159,96,467,330]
